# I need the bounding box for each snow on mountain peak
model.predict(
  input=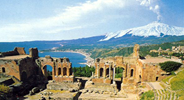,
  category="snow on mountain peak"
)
[100,22,184,41]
